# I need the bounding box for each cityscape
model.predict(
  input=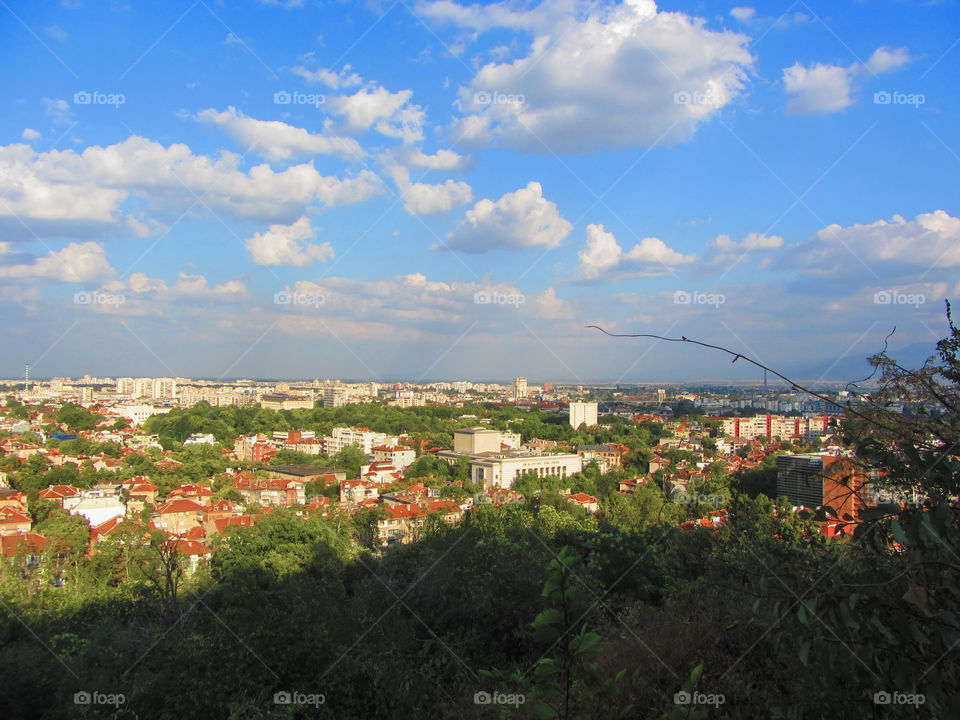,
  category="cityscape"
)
[2,0,958,718]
